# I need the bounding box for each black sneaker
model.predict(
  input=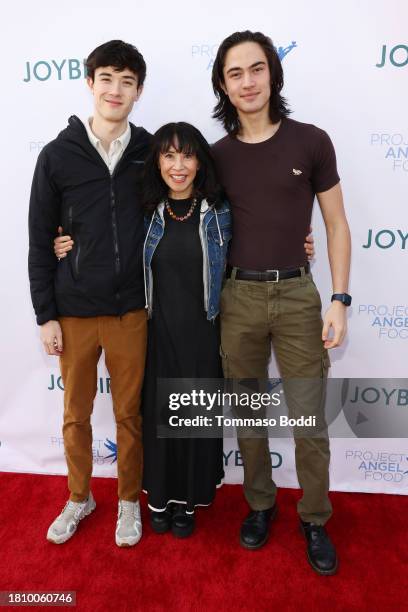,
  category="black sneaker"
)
[150,505,173,534]
[171,504,195,538]
[300,521,338,575]
[240,504,277,550]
